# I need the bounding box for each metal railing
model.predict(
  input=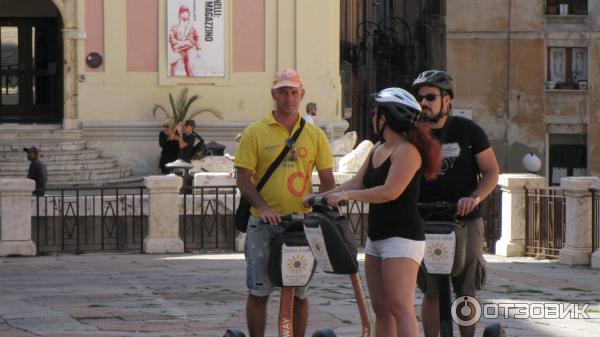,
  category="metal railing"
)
[481,186,502,253]
[339,200,369,246]
[524,187,566,258]
[179,186,238,251]
[29,183,505,254]
[179,185,370,250]
[592,188,599,252]
[33,187,147,254]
